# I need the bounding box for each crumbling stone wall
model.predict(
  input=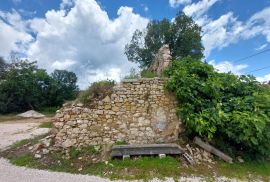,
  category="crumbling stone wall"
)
[53,78,182,148]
